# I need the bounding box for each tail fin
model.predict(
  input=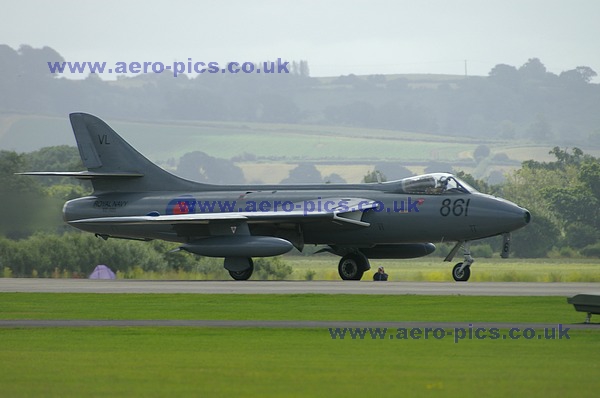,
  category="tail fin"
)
[20,113,209,193]
[69,113,208,192]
